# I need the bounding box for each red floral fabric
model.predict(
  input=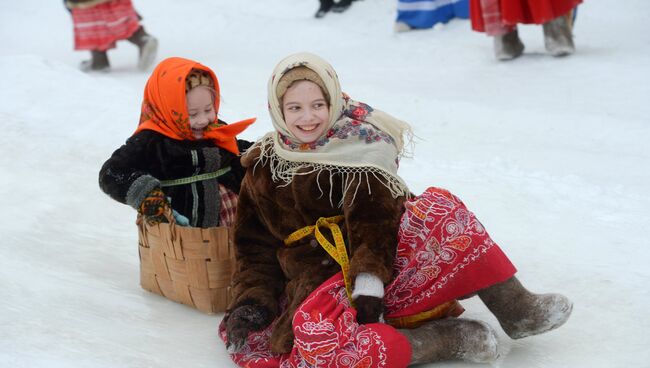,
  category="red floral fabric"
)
[219,274,412,368]
[219,187,517,367]
[71,0,141,51]
[385,187,516,319]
